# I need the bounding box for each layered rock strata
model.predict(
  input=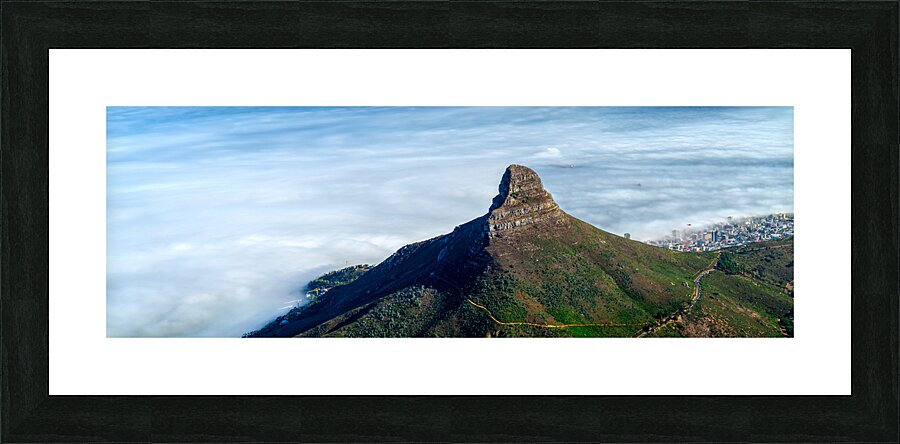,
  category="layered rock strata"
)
[486,164,565,236]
